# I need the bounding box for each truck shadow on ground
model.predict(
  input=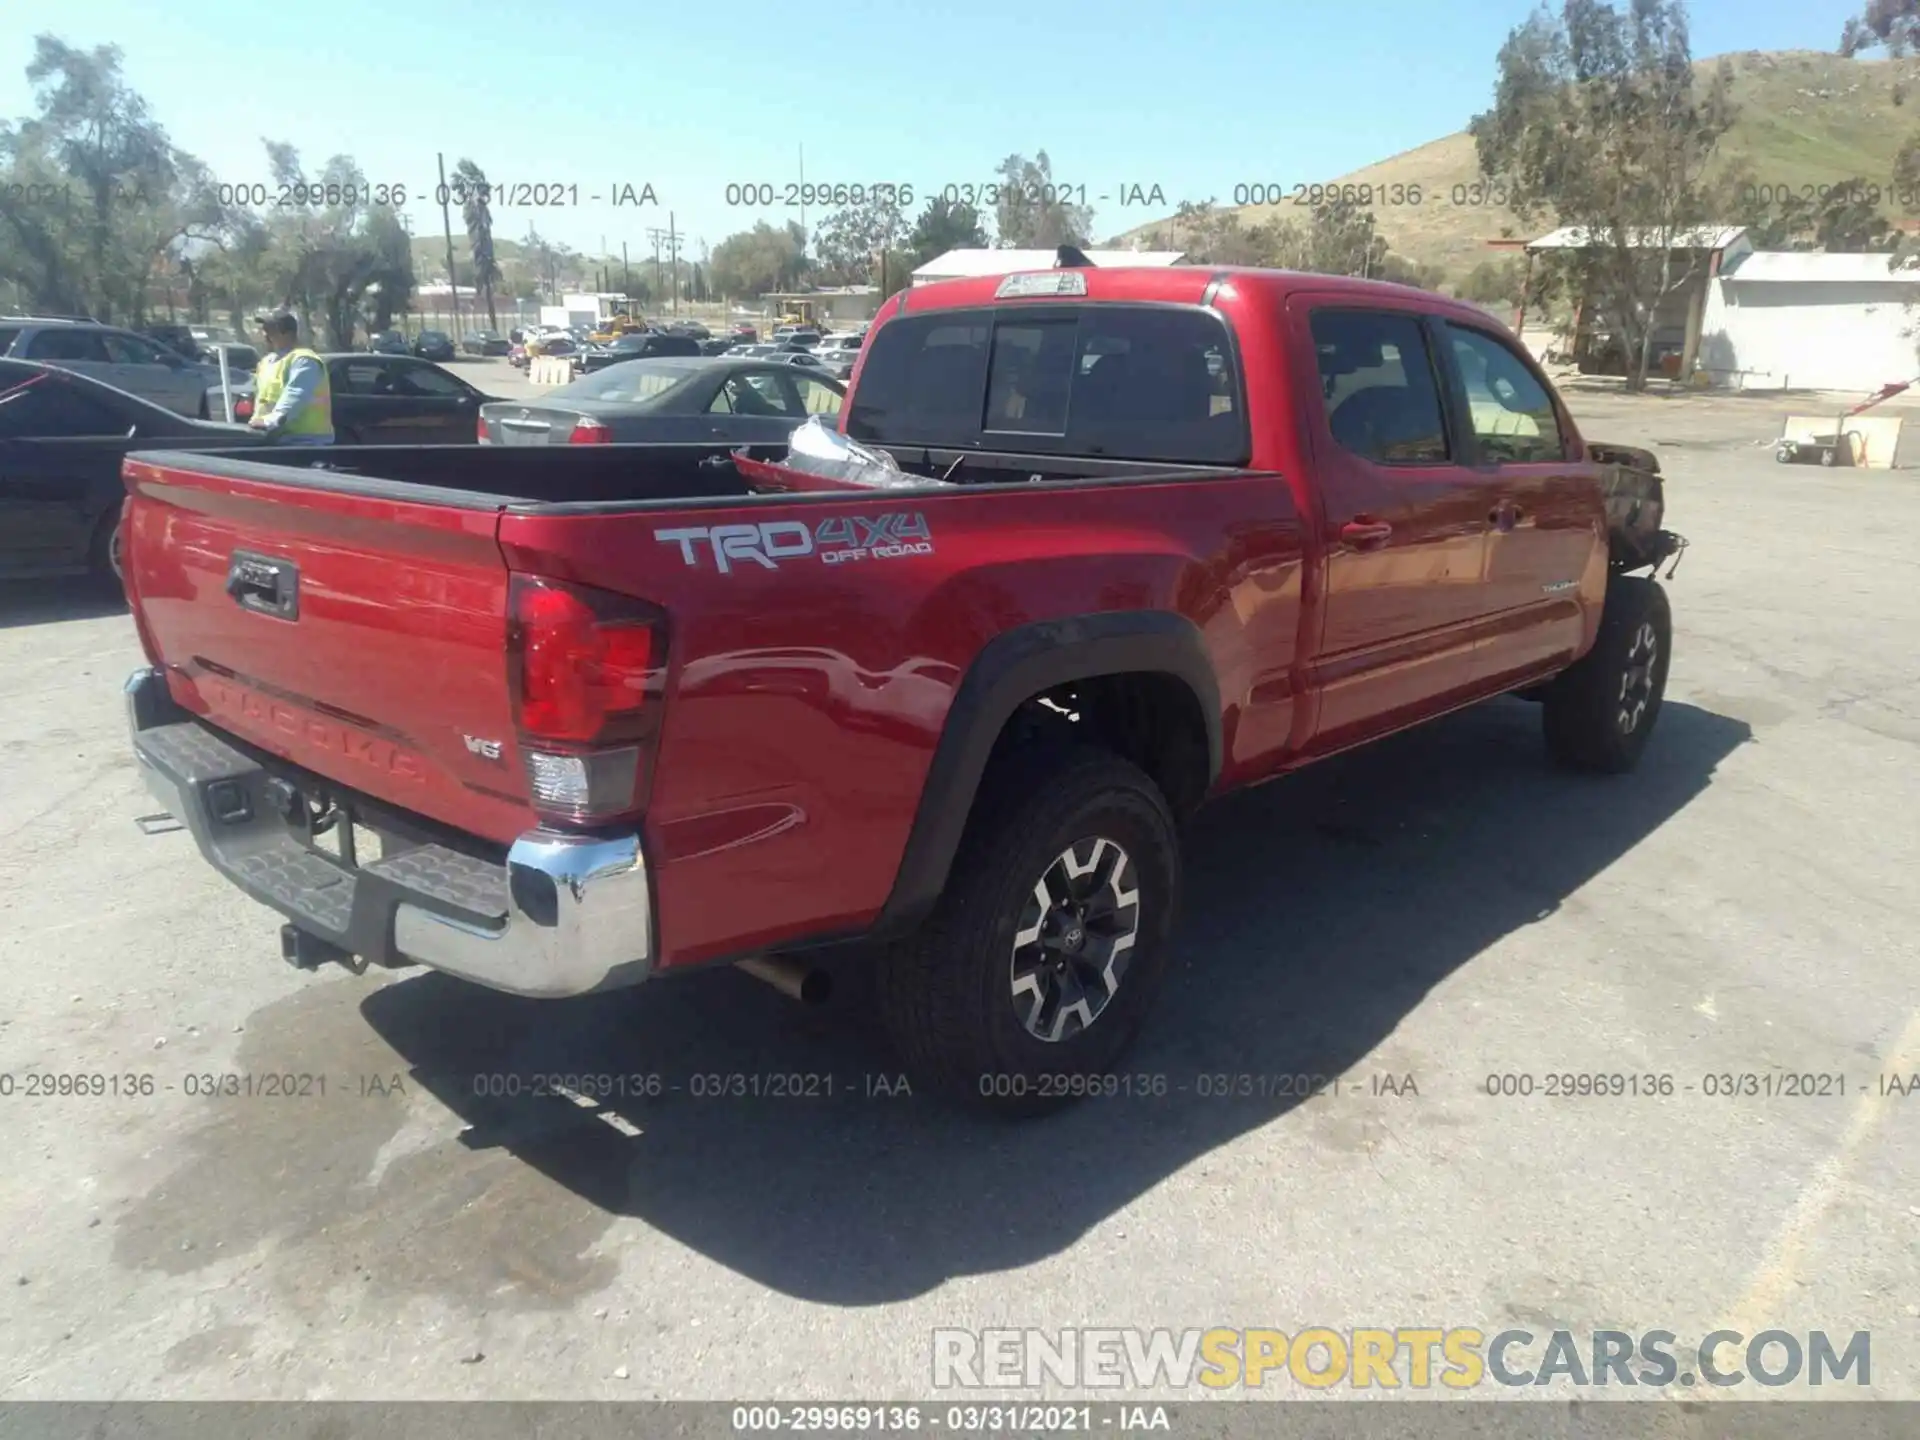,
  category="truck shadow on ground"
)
[0,577,127,630]
[348,696,1750,1306]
